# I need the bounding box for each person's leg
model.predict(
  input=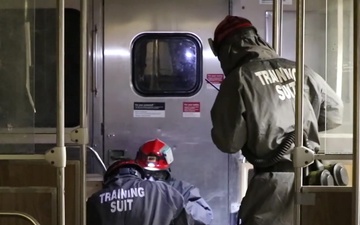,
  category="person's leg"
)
[239,172,294,225]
